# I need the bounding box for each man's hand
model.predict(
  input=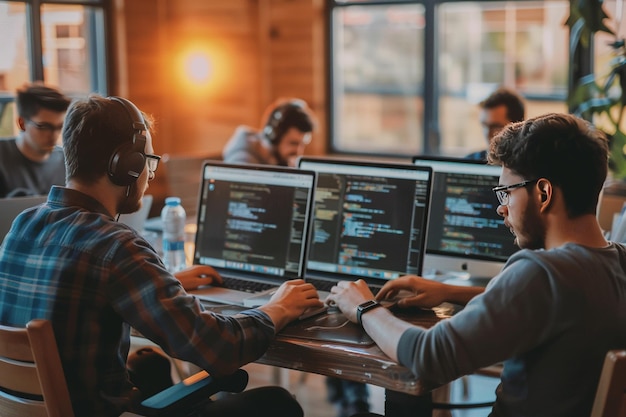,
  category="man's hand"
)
[174,265,222,291]
[259,279,323,331]
[326,279,374,323]
[376,275,484,308]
